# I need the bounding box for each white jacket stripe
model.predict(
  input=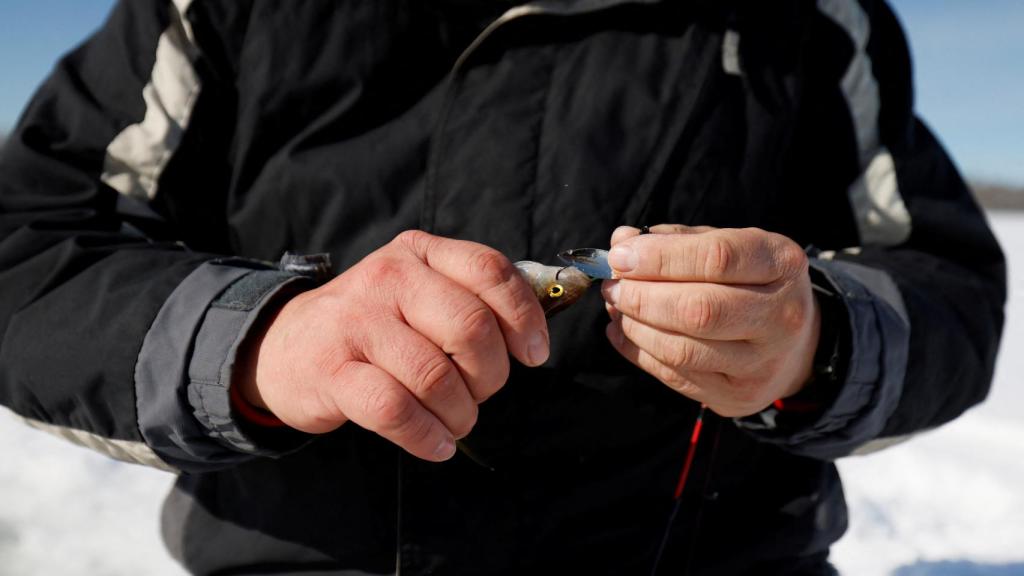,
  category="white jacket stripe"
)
[817,0,912,246]
[101,0,200,201]
[12,410,175,472]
